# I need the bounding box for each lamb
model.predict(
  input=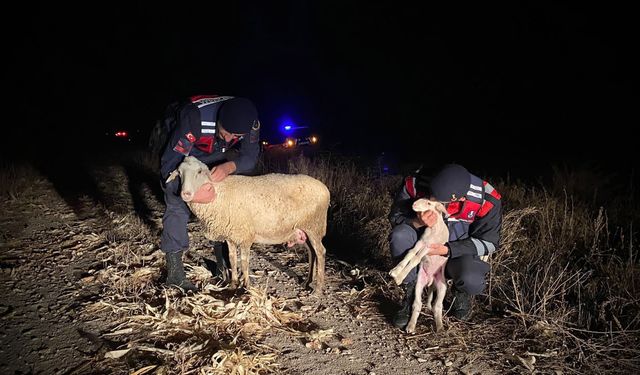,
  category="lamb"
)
[389,198,450,333]
[166,156,330,294]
